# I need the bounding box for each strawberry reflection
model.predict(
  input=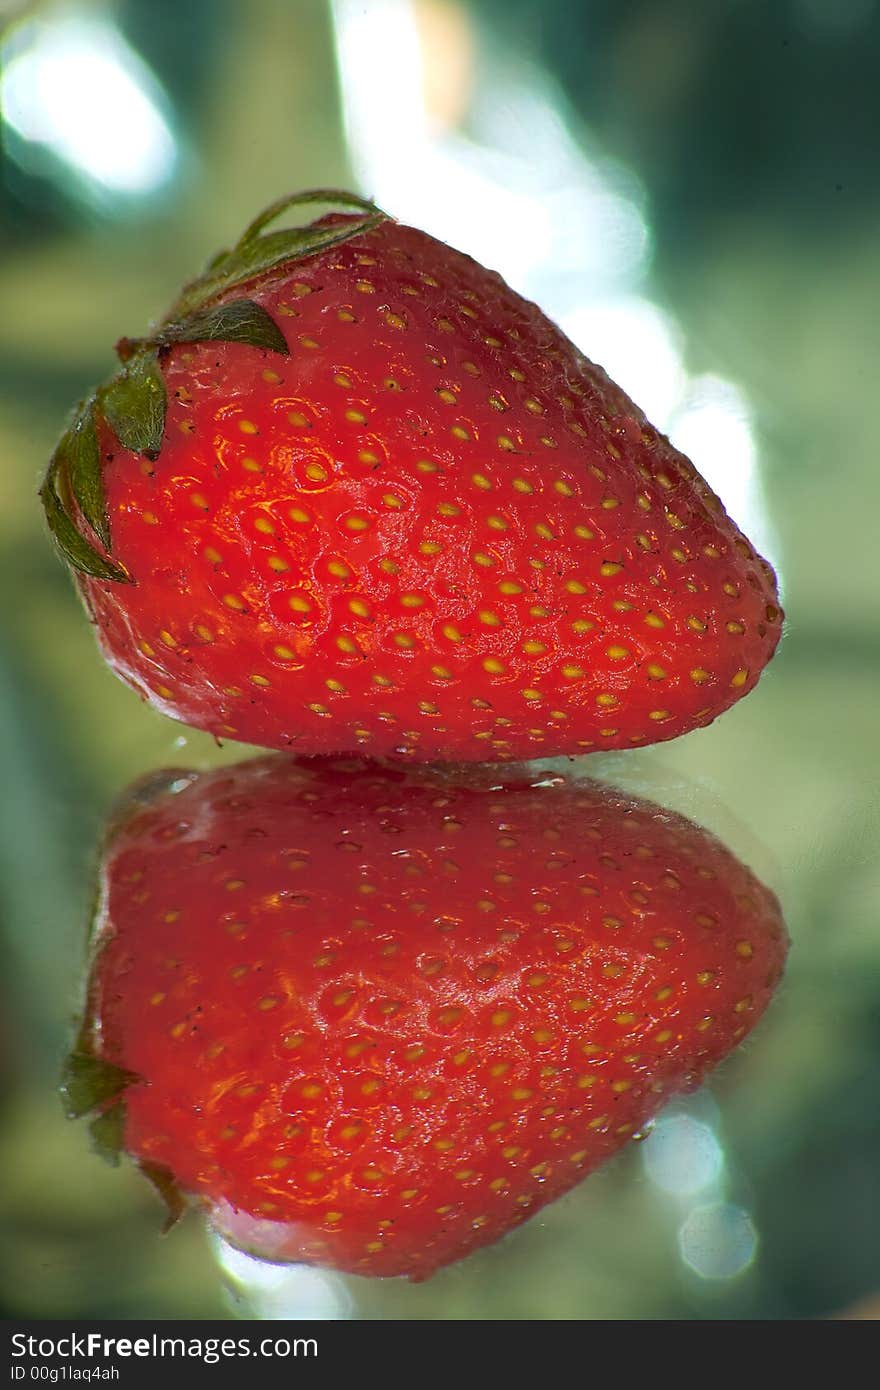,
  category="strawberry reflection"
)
[64,755,787,1281]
